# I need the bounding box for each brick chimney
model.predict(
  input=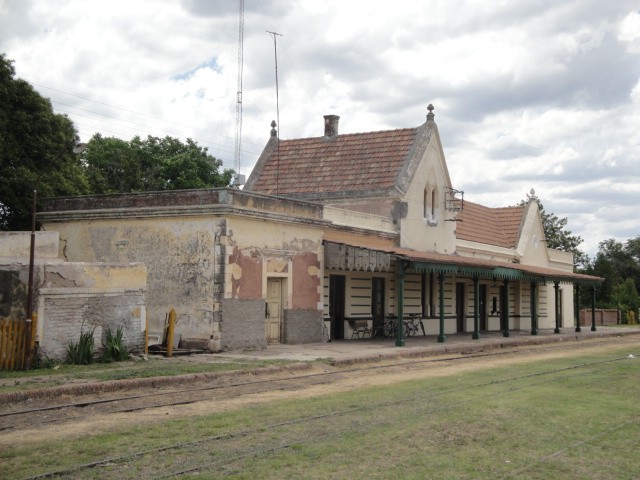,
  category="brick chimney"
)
[324,115,340,137]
